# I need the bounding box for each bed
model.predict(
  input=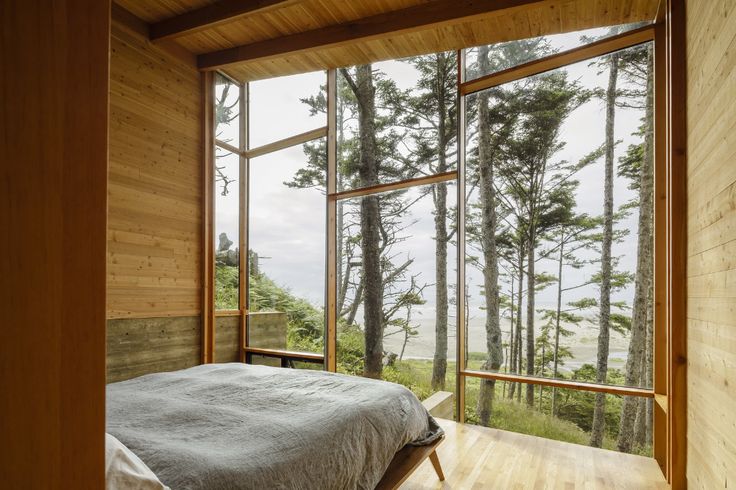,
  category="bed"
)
[106,363,444,489]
